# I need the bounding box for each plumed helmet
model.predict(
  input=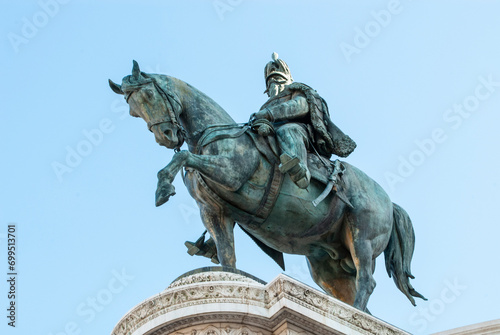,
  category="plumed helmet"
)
[264,52,293,88]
